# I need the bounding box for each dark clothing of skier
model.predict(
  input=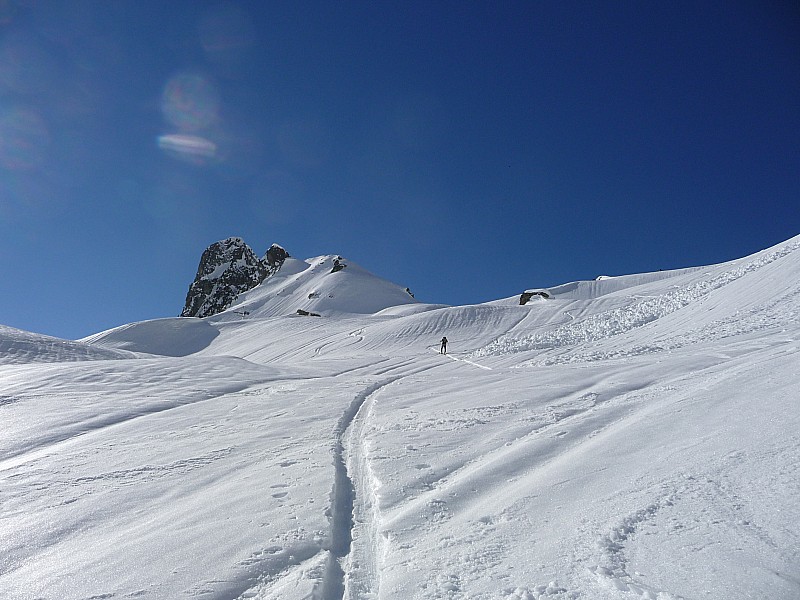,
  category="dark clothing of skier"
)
[440,336,448,354]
